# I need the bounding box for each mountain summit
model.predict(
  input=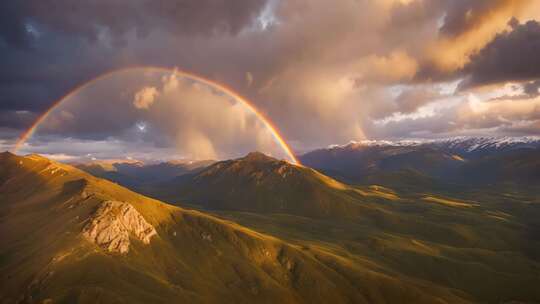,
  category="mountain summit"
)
[152,152,367,218]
